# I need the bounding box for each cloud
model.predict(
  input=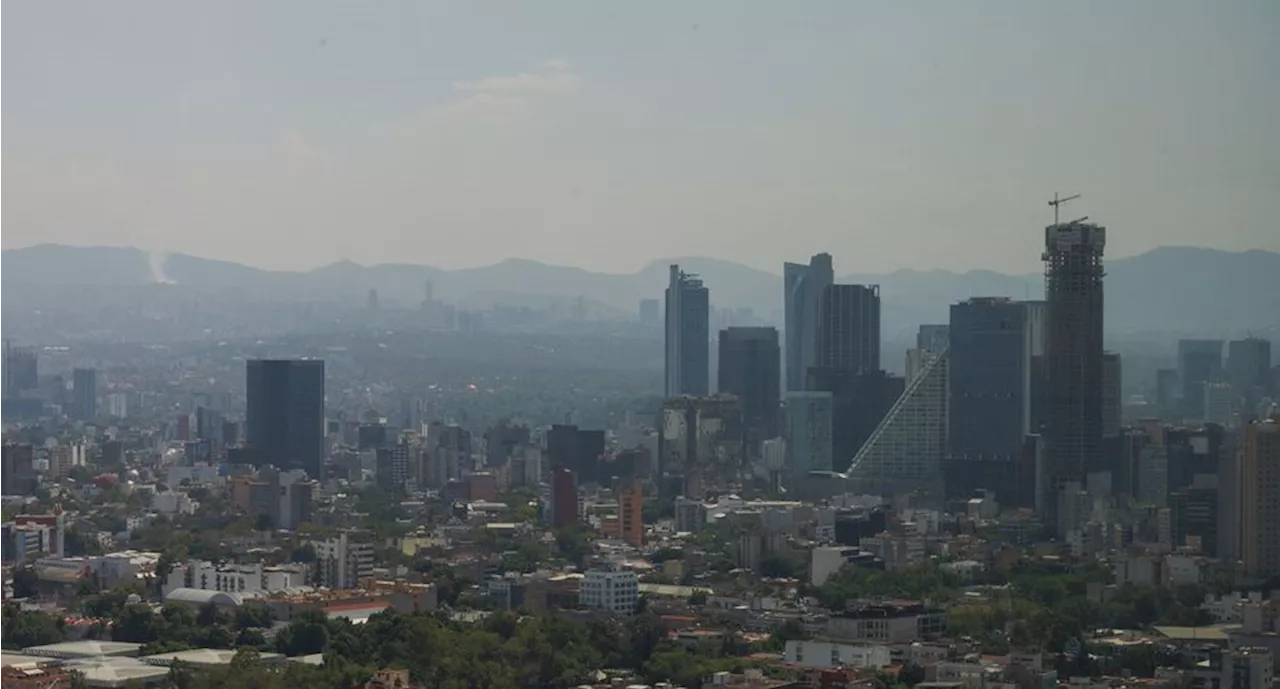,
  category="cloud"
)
[453,59,582,95]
